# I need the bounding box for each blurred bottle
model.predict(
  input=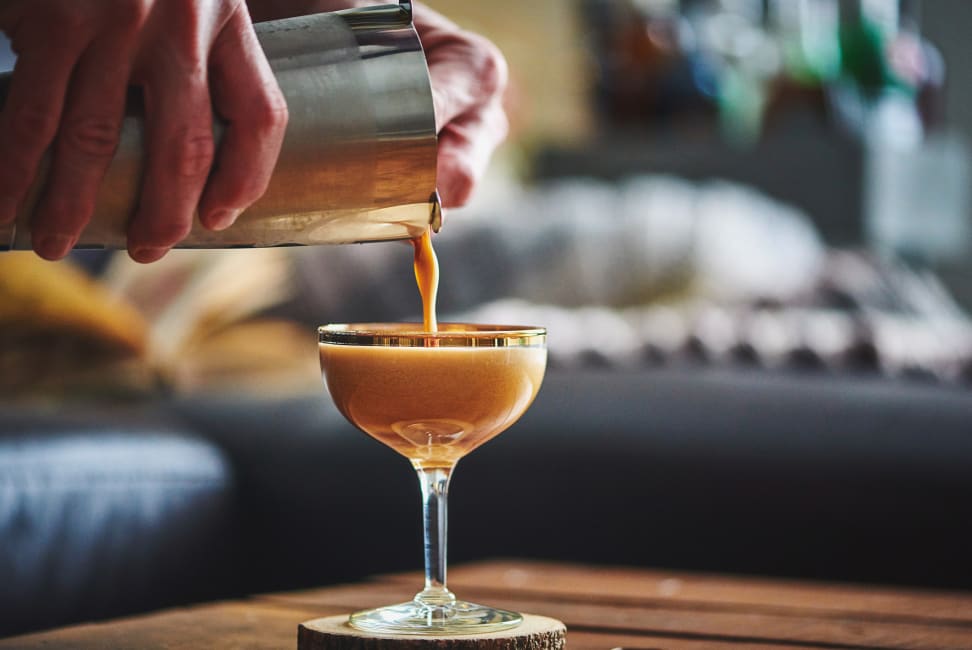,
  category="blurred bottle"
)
[581,0,720,132]
[853,0,970,265]
[829,0,949,137]
[761,0,841,135]
[889,0,946,131]
[579,0,949,154]
[694,0,781,145]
